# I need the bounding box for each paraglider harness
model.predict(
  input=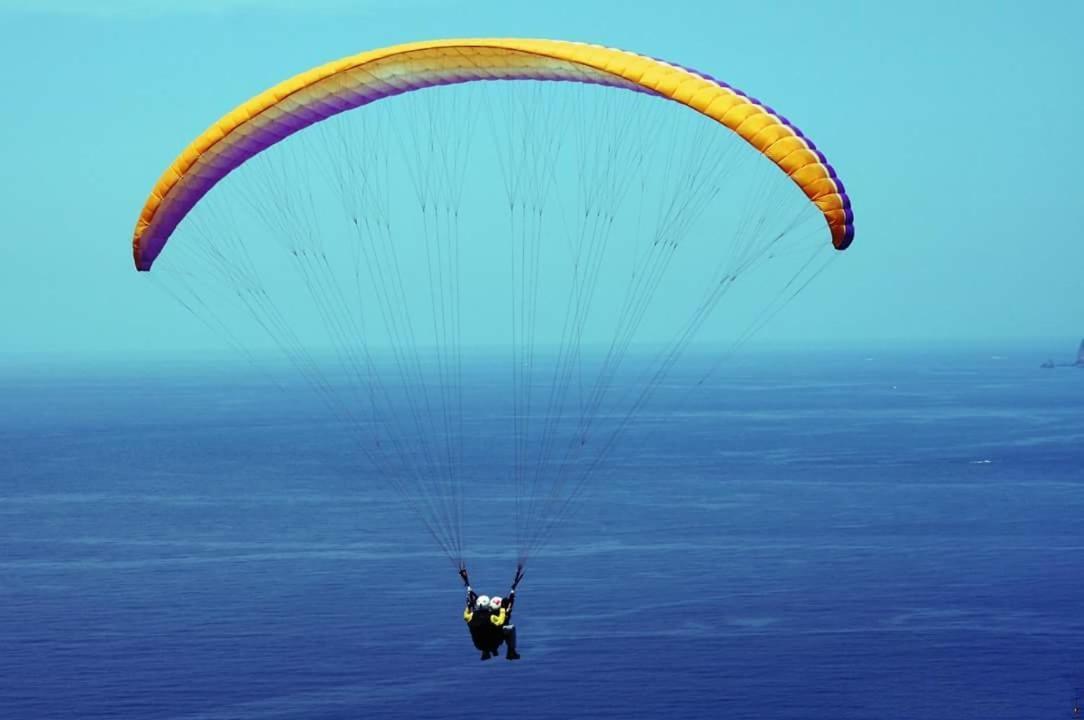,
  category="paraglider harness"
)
[460,565,524,660]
